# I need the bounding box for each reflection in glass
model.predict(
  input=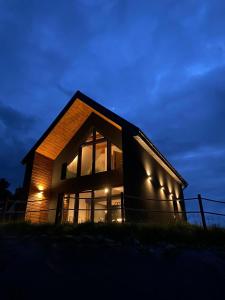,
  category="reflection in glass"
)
[111,186,124,222]
[94,189,107,222]
[111,145,122,170]
[96,131,104,140]
[78,192,91,223]
[81,145,93,176]
[66,155,78,178]
[63,194,75,223]
[95,142,107,173]
[85,132,94,143]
